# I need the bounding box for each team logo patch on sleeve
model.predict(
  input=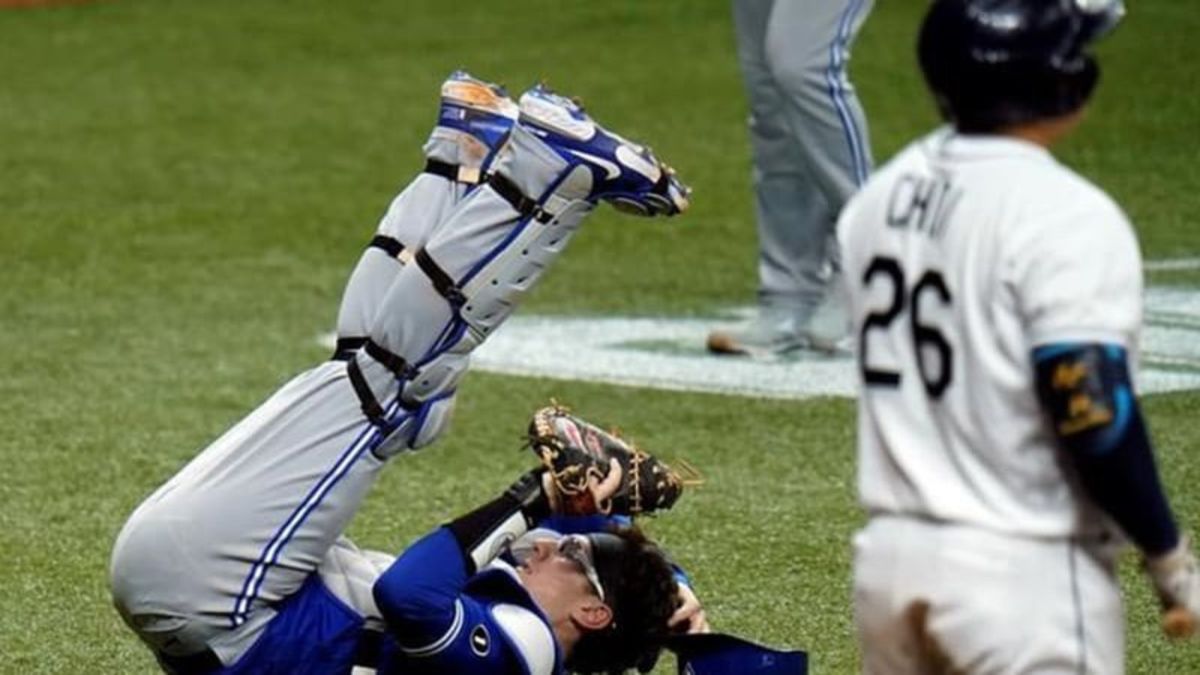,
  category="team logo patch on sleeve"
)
[1034,343,1130,443]
[1050,359,1113,435]
[470,624,491,657]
